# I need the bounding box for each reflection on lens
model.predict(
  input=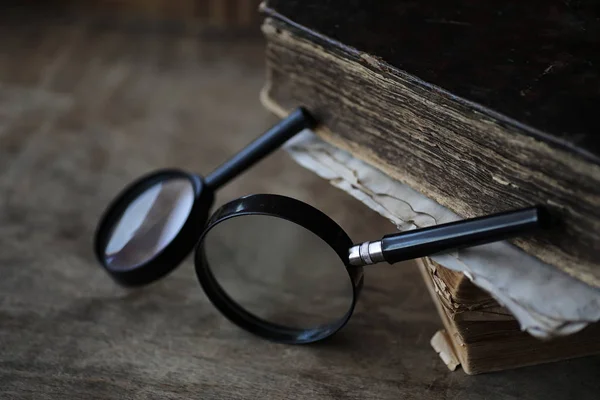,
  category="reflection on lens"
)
[203,215,353,330]
[105,178,194,269]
